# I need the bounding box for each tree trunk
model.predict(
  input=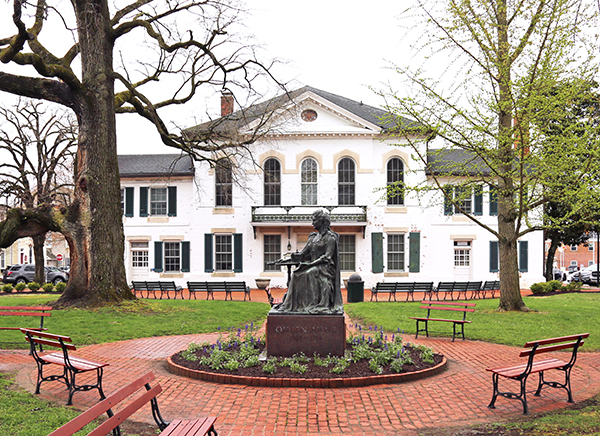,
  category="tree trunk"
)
[545,241,558,281]
[54,0,134,306]
[33,234,46,284]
